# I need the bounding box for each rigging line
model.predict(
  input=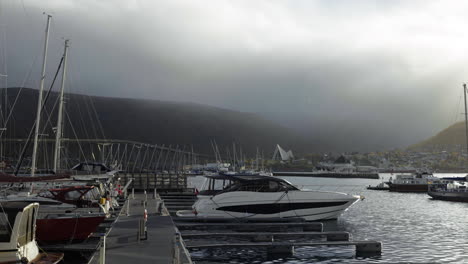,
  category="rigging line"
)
[87,94,106,139]
[39,89,60,137]
[64,110,89,168]
[0,202,13,234]
[83,95,100,140]
[0,55,41,138]
[74,94,92,141]
[72,94,94,160]
[14,55,64,175]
